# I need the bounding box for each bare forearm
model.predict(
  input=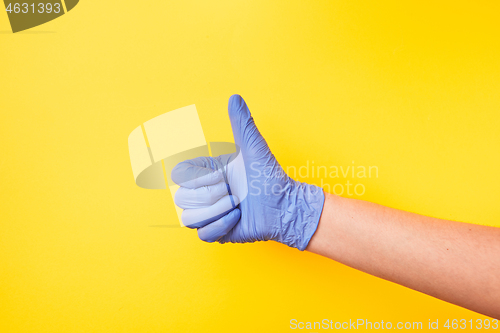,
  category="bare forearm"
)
[307,192,500,319]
